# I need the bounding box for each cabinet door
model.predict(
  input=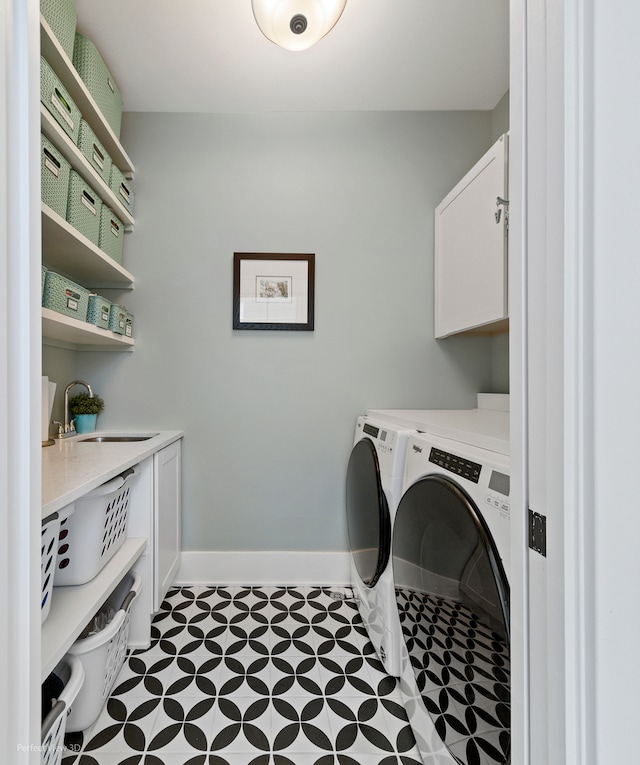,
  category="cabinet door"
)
[434,134,508,338]
[153,440,182,611]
